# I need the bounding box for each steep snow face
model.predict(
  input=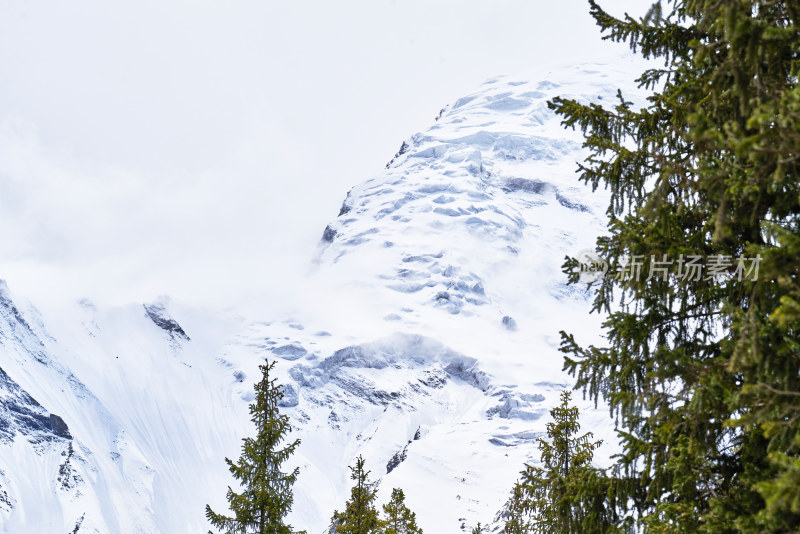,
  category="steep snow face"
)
[0,64,643,533]
[0,283,251,534]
